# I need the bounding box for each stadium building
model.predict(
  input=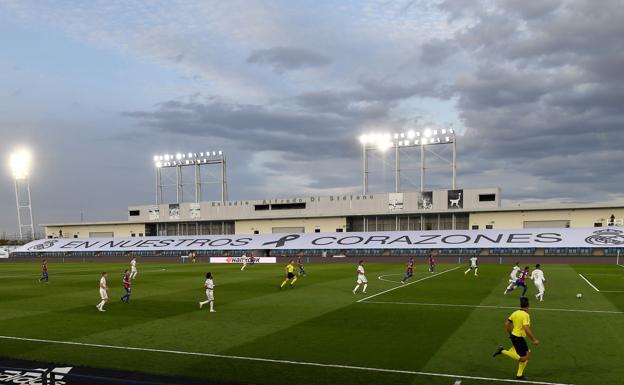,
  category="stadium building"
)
[42,187,624,239]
